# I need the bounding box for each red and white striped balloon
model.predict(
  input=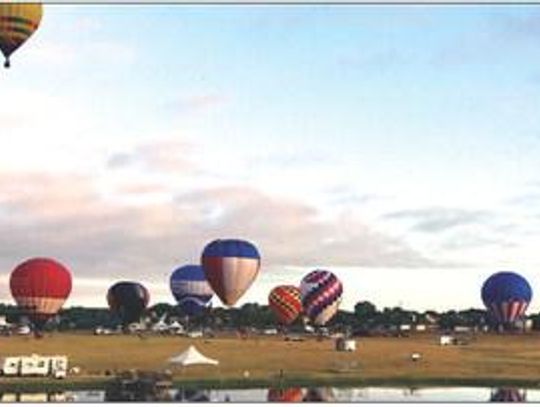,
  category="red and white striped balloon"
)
[10,257,72,329]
